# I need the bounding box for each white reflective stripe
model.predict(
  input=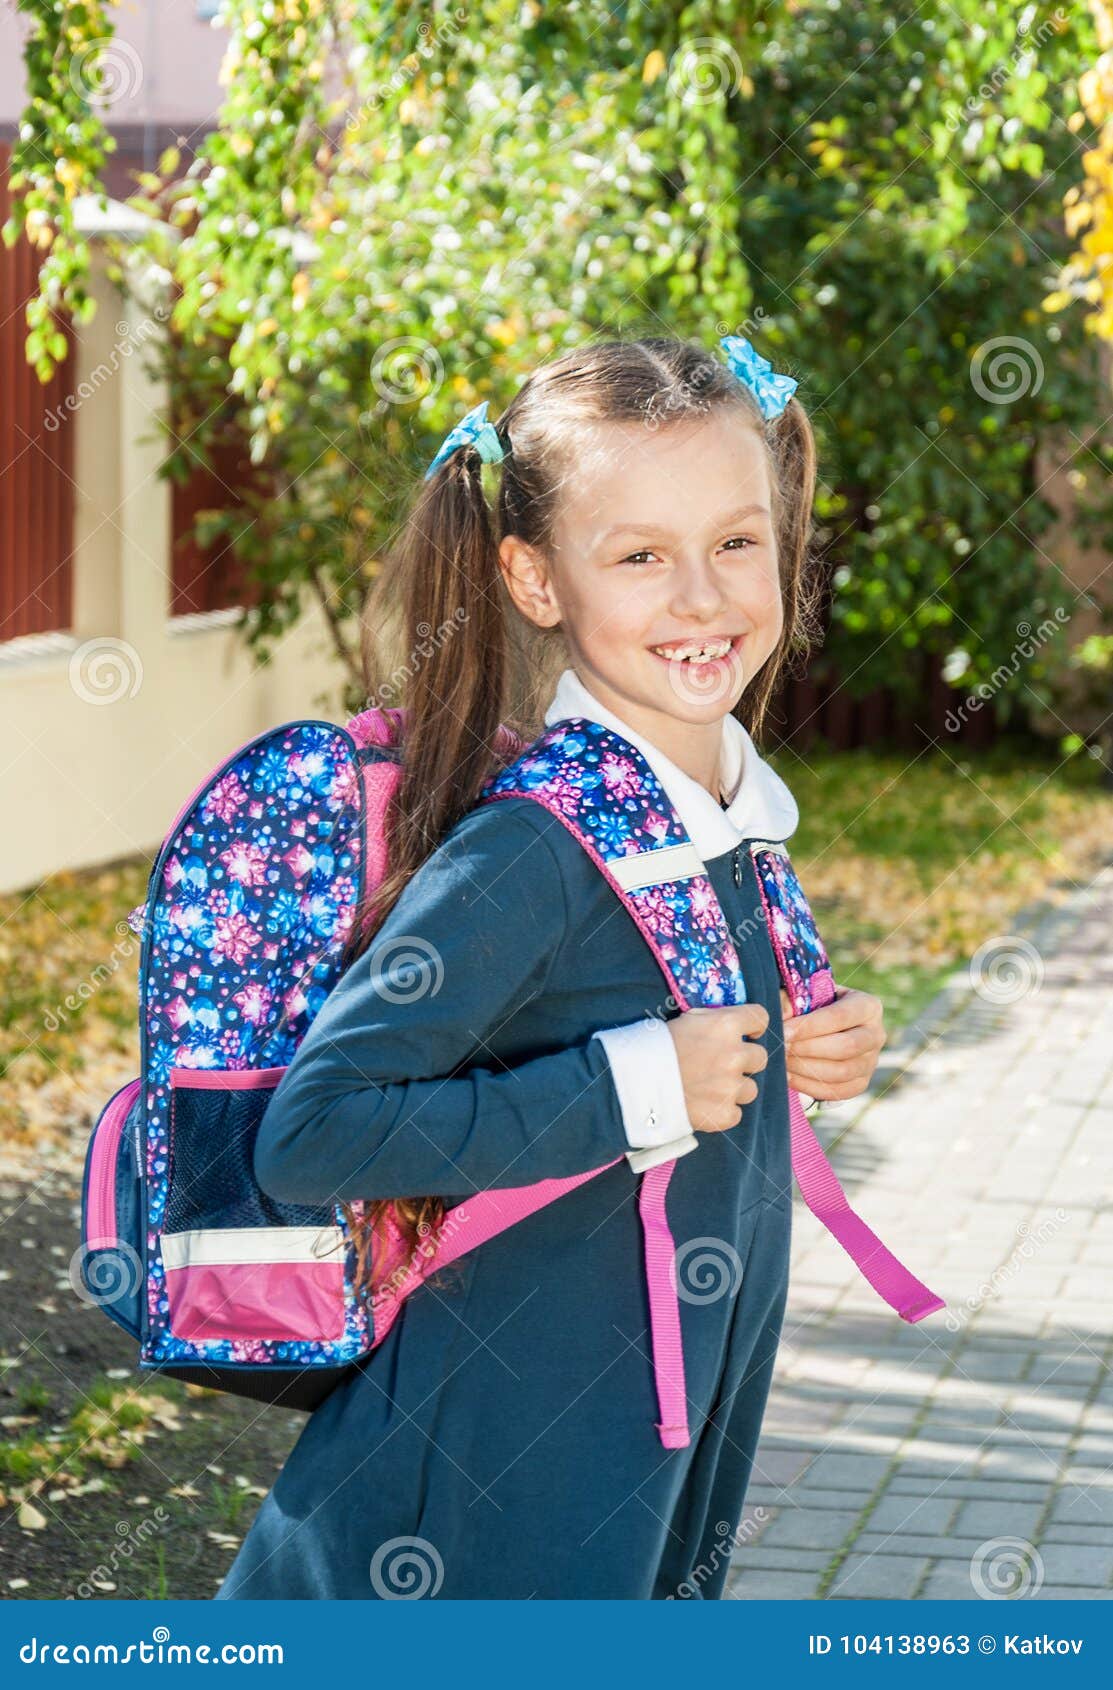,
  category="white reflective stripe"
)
[161,1227,345,1270]
[609,841,706,892]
